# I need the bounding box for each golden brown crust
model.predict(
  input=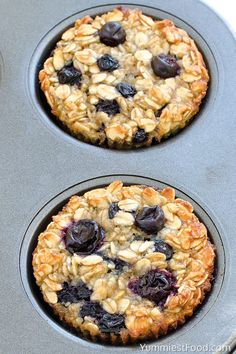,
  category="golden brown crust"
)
[39,8,209,149]
[32,181,215,343]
